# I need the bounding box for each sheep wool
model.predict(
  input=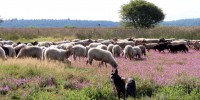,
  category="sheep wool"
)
[87,48,118,68]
